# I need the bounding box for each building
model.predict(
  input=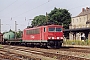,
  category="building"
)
[0,32,3,43]
[64,7,90,40]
